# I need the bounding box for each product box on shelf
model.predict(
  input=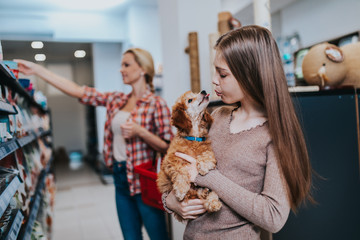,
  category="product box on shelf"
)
[1,61,18,80]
